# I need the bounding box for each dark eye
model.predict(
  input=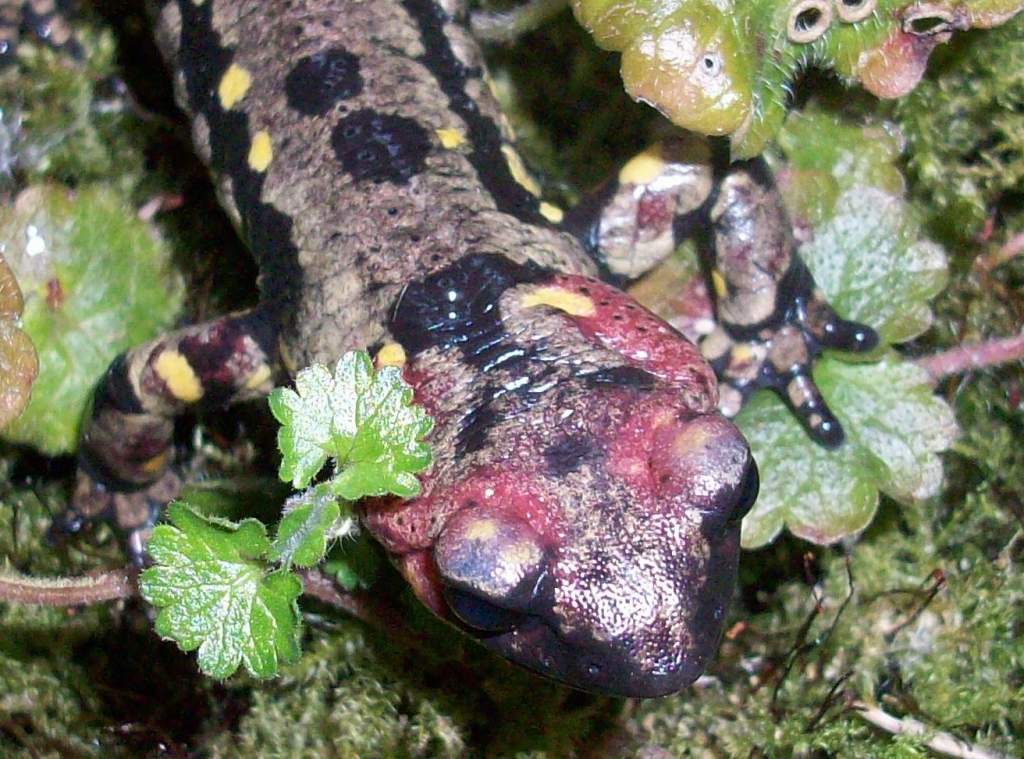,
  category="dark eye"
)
[728,458,759,525]
[444,587,524,633]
